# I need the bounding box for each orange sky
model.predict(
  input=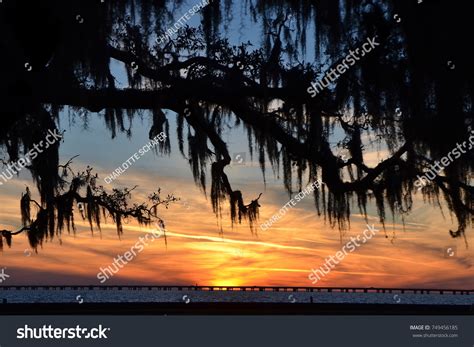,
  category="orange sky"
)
[0,115,473,289]
[0,164,473,289]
